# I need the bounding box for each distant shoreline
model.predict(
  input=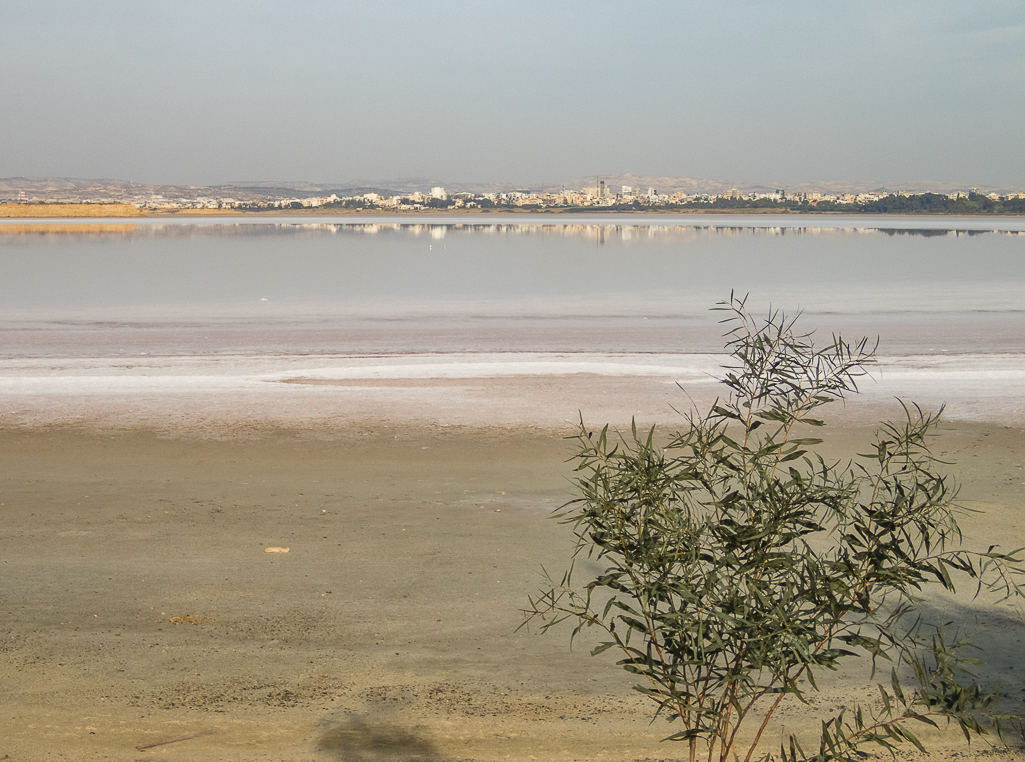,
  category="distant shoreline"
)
[2,202,1025,219]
